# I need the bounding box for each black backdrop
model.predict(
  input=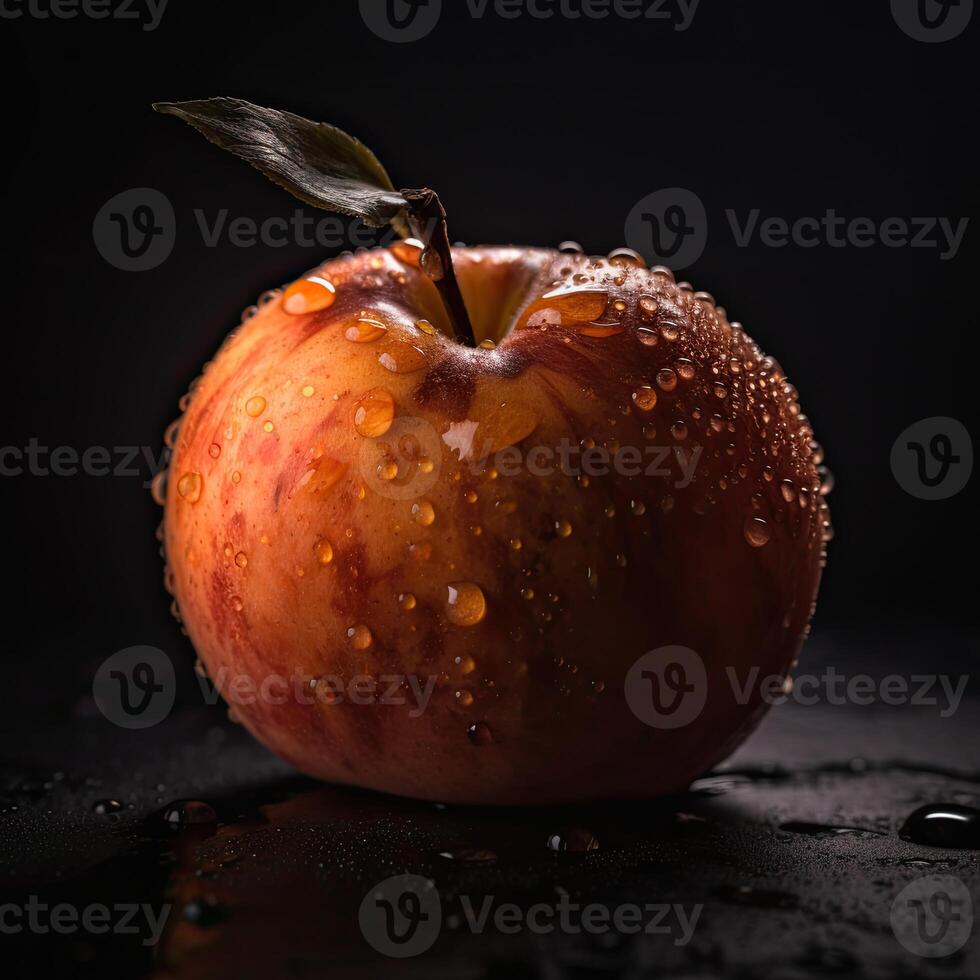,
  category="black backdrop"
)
[1,0,977,719]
